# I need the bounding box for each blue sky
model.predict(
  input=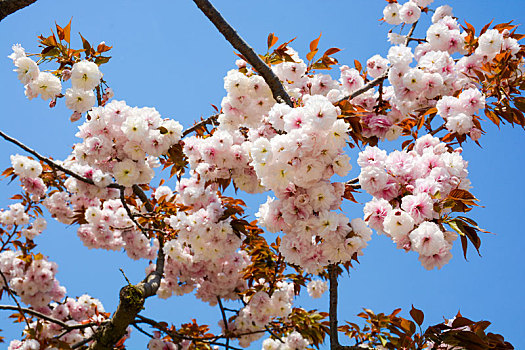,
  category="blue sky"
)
[0,0,524,348]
